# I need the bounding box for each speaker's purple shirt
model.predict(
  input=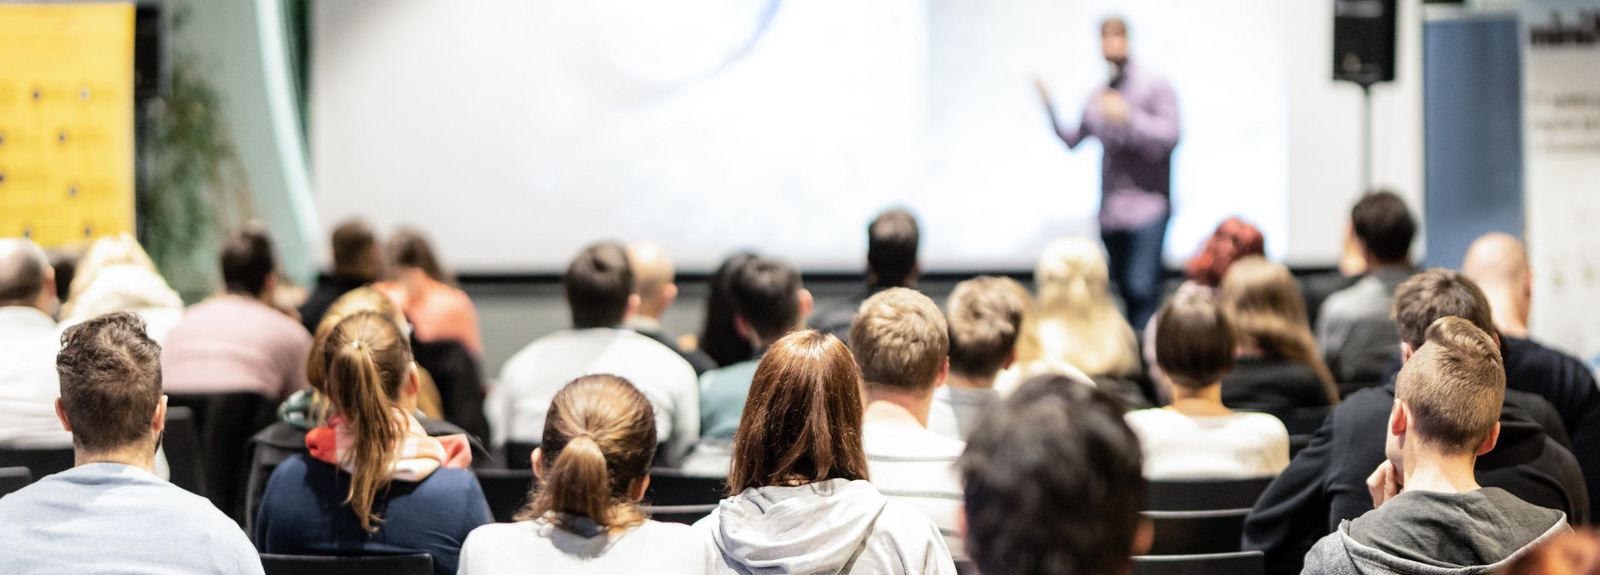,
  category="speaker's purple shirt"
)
[1047,61,1180,232]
